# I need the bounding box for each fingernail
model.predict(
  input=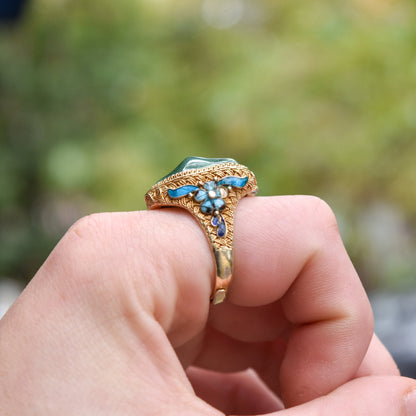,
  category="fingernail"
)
[406,389,416,416]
